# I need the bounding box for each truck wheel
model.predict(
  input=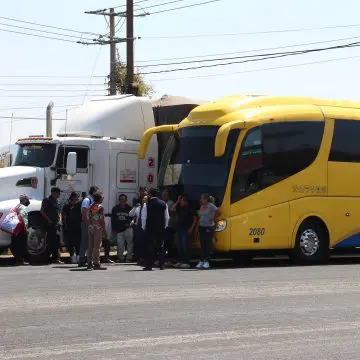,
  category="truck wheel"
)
[291,220,329,265]
[26,227,51,264]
